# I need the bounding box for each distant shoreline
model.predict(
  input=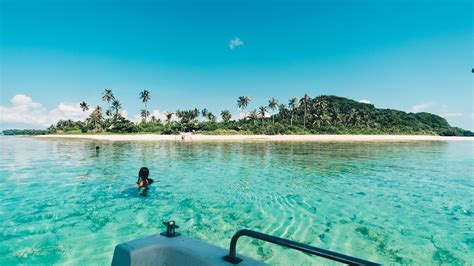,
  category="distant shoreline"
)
[34,134,474,142]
